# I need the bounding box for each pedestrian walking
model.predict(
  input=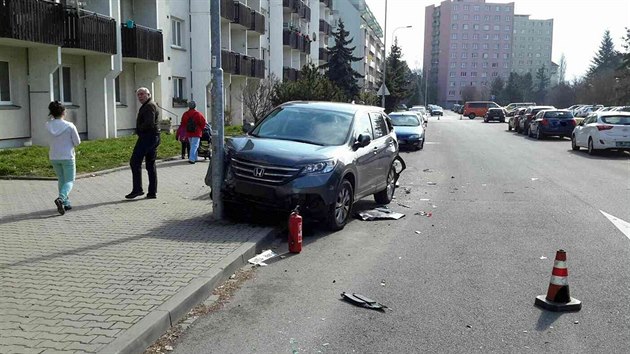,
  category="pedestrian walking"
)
[180,101,207,164]
[126,87,160,199]
[45,101,81,215]
[175,122,190,159]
